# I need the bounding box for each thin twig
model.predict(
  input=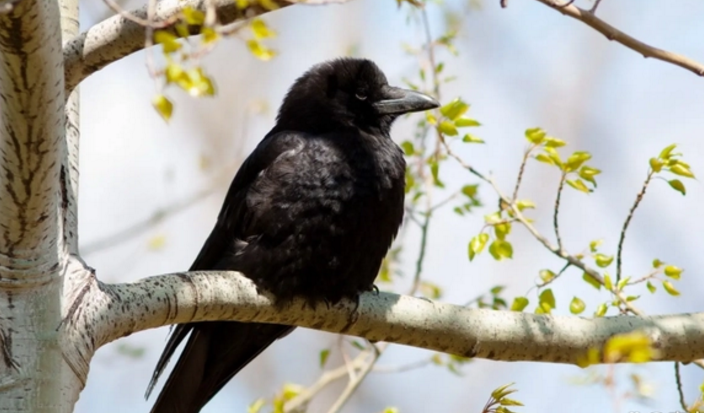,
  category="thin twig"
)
[675,362,688,411]
[553,173,566,250]
[102,0,177,28]
[616,171,653,282]
[326,345,380,413]
[512,147,533,201]
[411,210,431,295]
[535,0,704,77]
[589,0,604,14]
